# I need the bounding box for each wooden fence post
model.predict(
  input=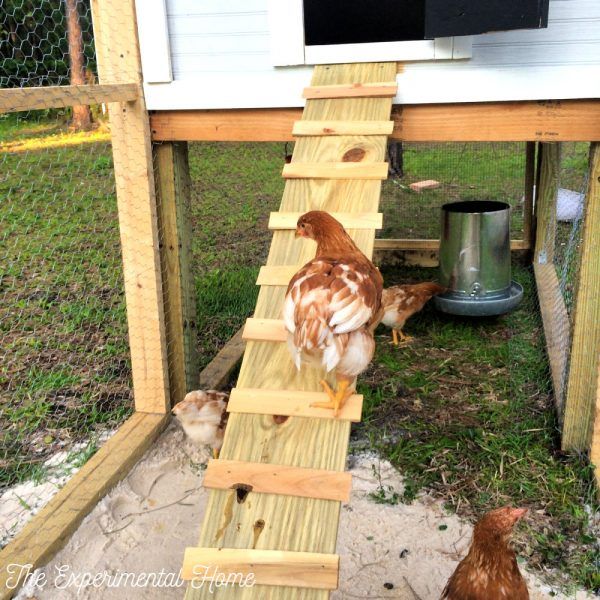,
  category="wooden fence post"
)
[562,143,600,450]
[534,143,561,264]
[155,142,199,406]
[90,0,170,413]
[522,141,536,247]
